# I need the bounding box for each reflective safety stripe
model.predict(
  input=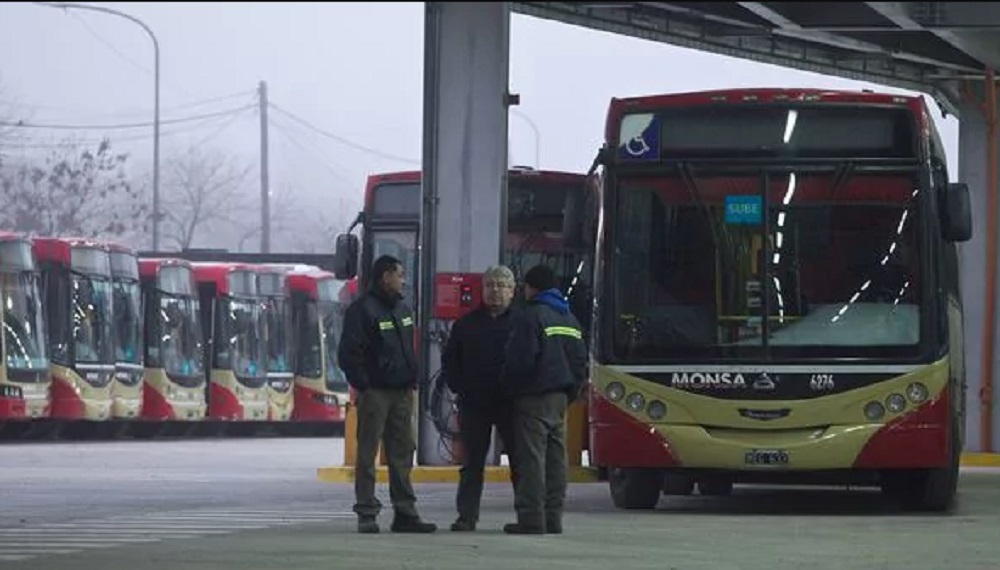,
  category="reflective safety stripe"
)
[544,326,582,339]
[401,316,414,327]
[378,321,395,331]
